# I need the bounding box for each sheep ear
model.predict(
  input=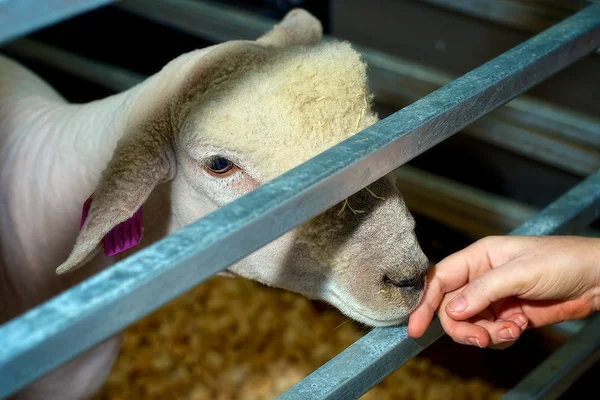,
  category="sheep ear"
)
[55,121,174,275]
[56,41,269,275]
[257,8,323,48]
